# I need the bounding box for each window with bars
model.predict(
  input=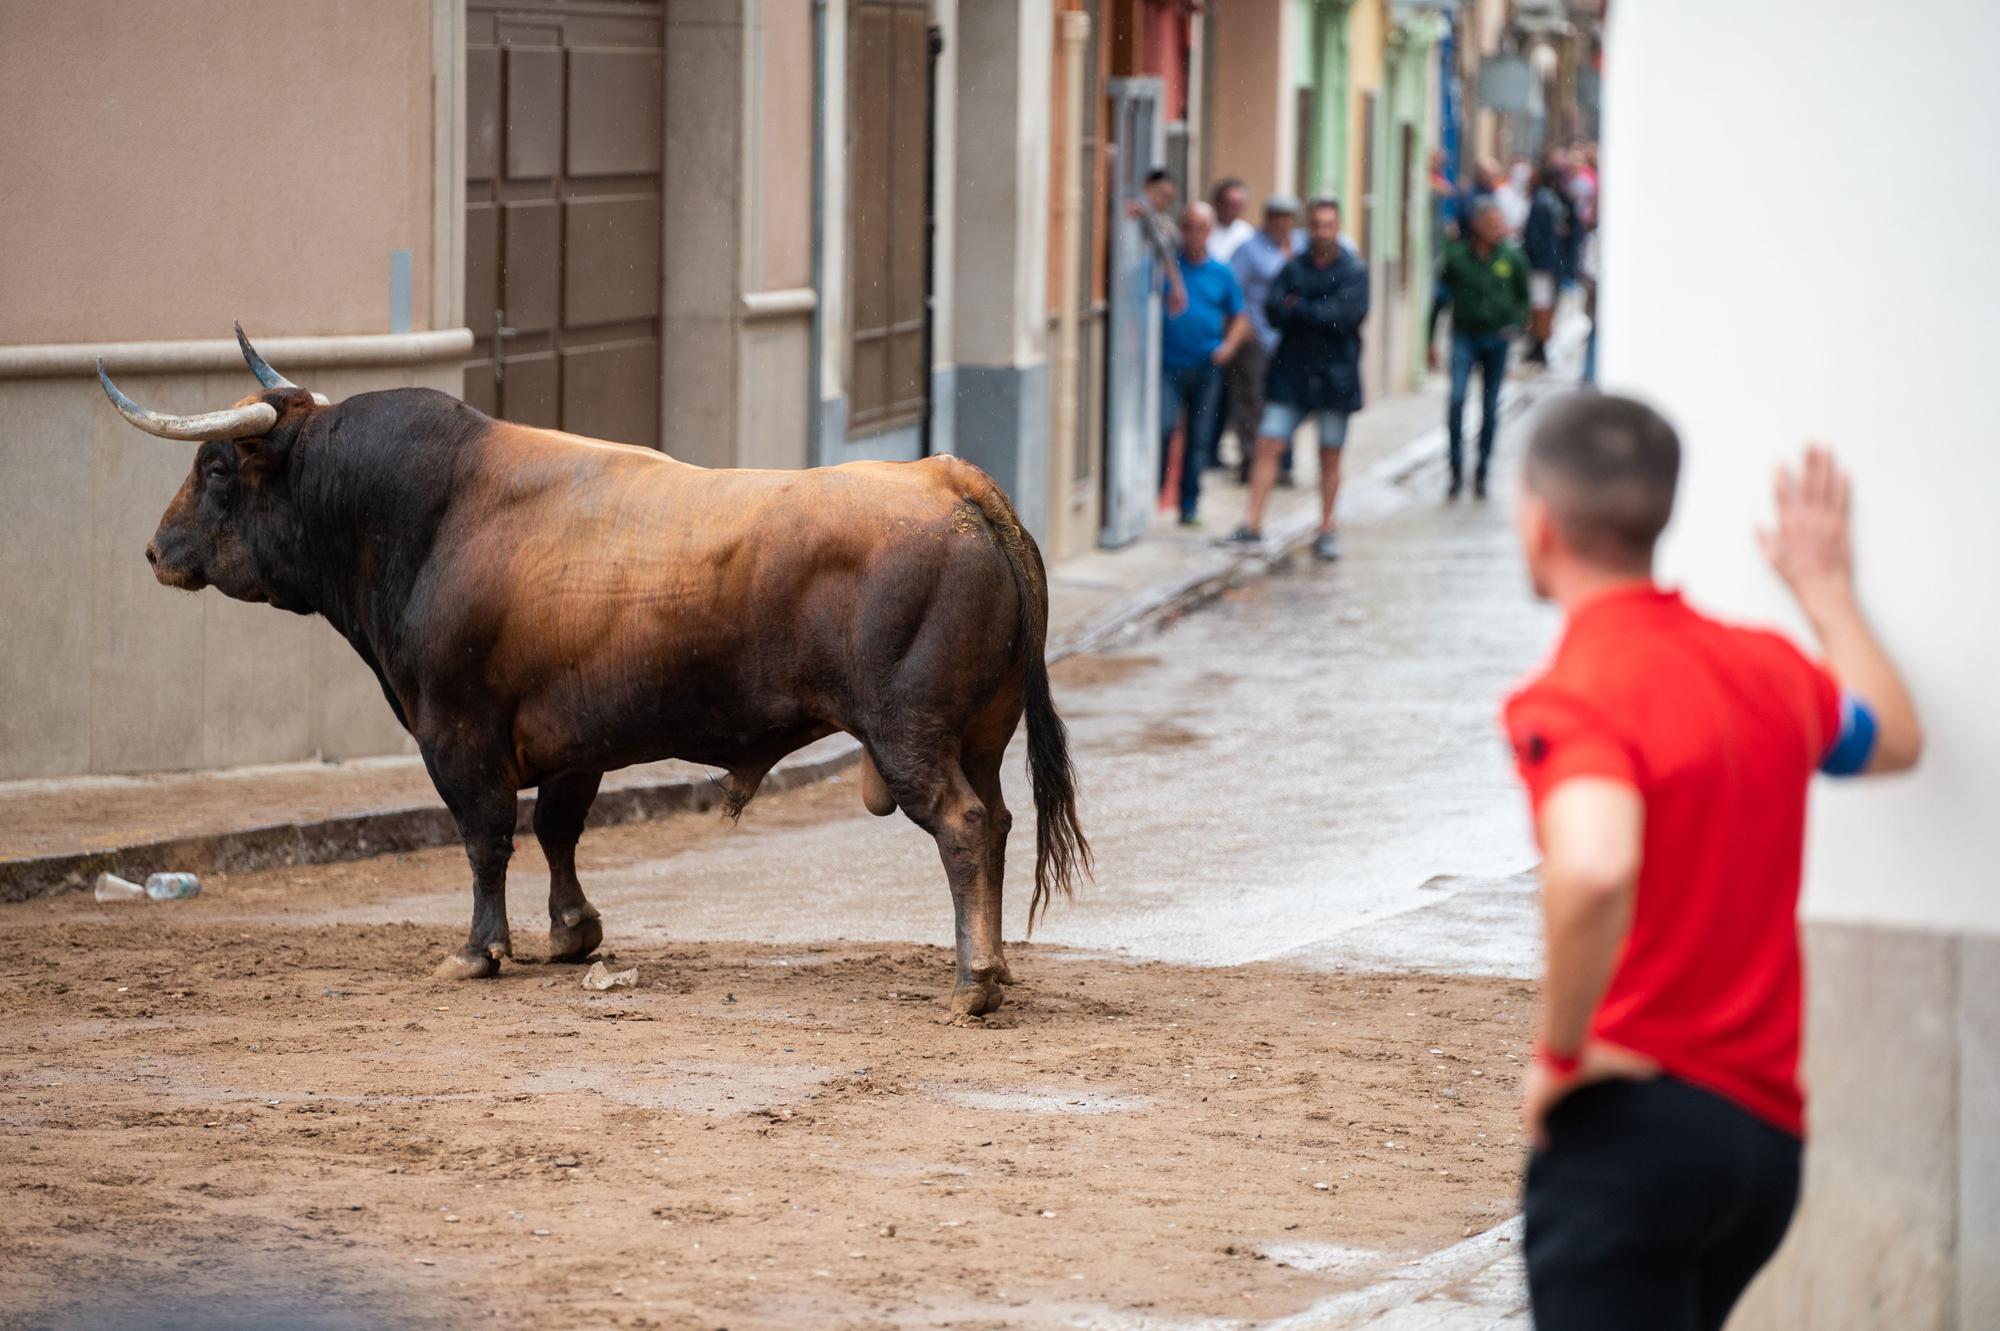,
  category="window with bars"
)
[846,0,930,437]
